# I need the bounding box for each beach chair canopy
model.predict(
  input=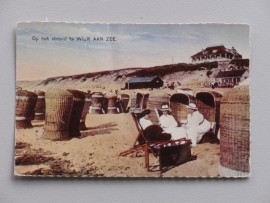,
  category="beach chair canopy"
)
[196,91,223,108]
[170,93,196,122]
